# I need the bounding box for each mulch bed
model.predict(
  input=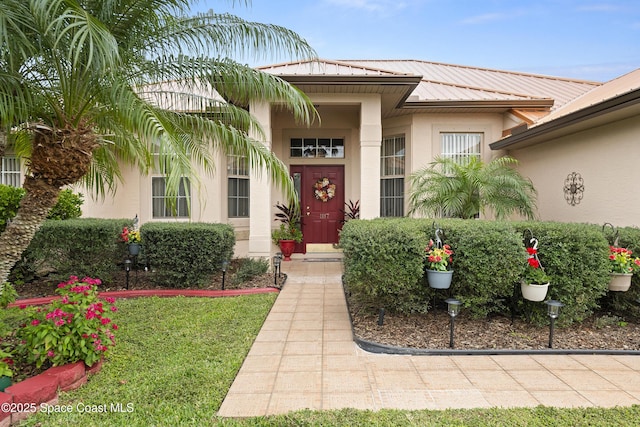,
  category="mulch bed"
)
[12,264,640,353]
[348,299,640,351]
